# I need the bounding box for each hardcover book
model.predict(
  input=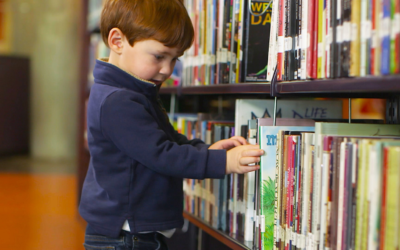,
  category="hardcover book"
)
[244,0,273,82]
